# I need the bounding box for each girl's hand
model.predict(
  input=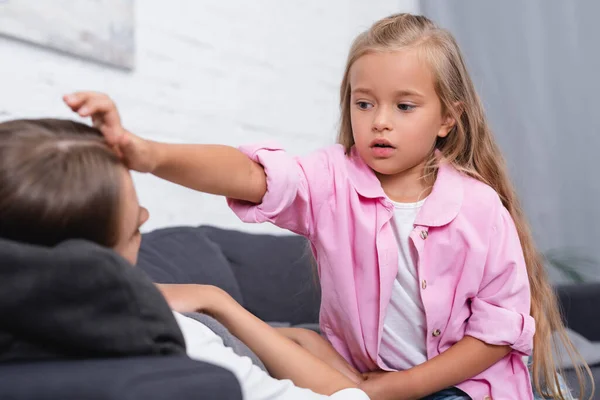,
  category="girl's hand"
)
[63,91,157,173]
[156,283,231,314]
[359,370,413,400]
[359,371,390,400]
[362,370,387,381]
